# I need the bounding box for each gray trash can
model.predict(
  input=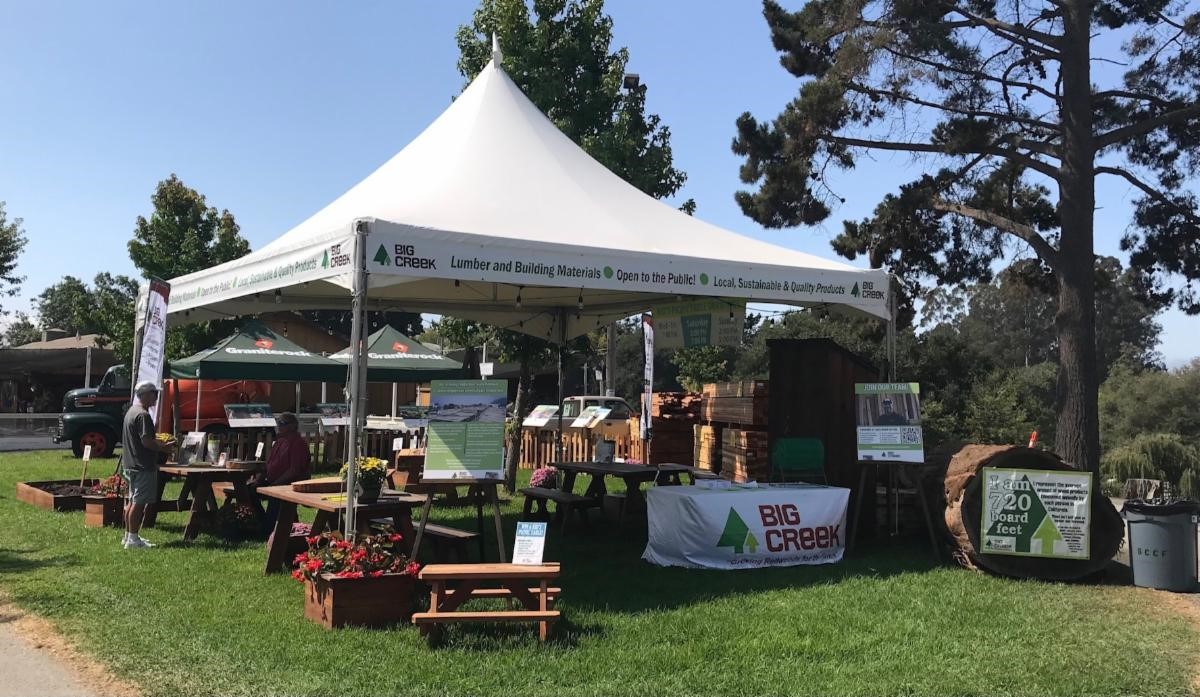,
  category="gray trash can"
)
[1123,500,1199,592]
